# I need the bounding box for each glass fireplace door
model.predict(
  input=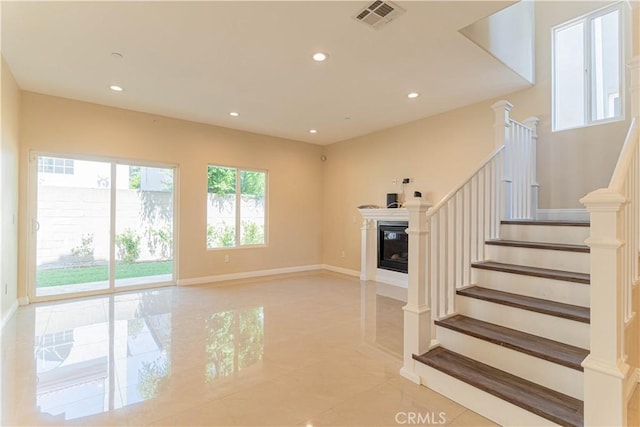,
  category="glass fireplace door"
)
[377,221,408,273]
